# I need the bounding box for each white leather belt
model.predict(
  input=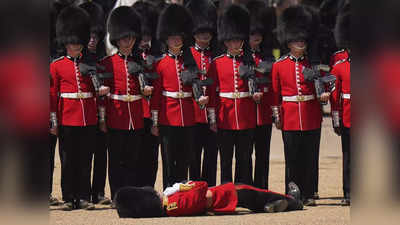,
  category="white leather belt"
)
[60,92,93,99]
[219,92,250,99]
[282,95,315,102]
[162,91,192,99]
[341,93,351,99]
[109,94,142,102]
